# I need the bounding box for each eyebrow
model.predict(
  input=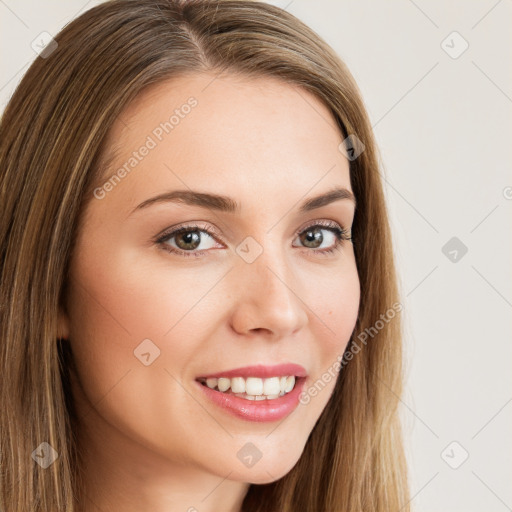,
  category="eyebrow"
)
[129,186,356,216]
